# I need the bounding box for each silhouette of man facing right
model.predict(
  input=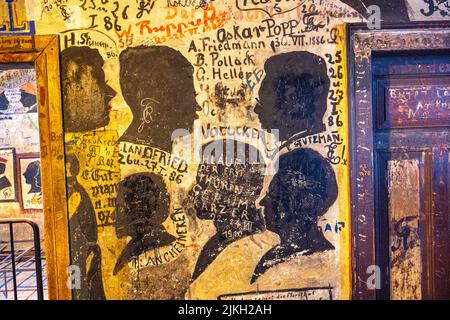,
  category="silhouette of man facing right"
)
[251,148,338,284]
[61,46,116,132]
[190,139,266,281]
[339,0,410,22]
